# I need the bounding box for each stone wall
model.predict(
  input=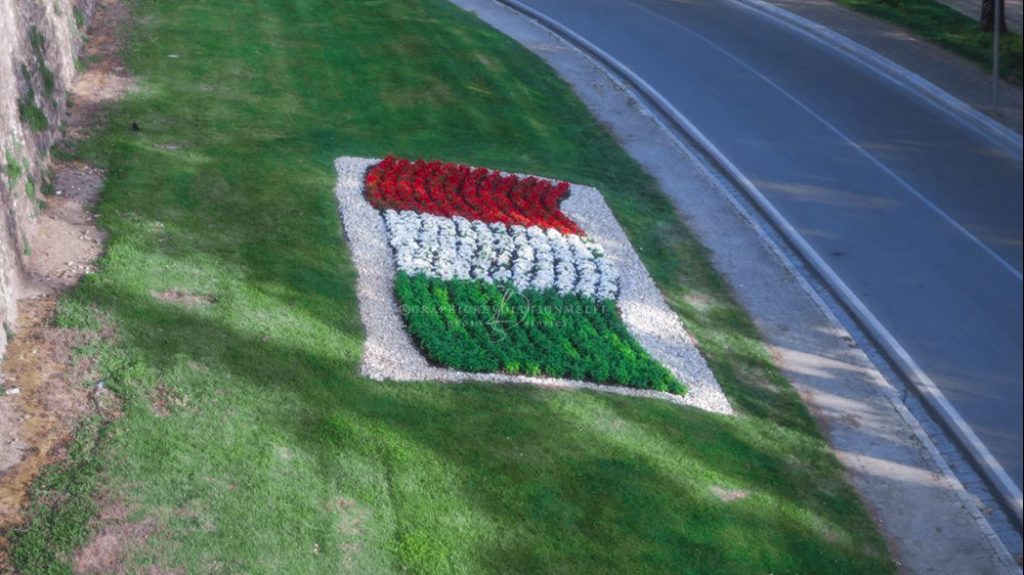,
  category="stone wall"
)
[0,0,96,358]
